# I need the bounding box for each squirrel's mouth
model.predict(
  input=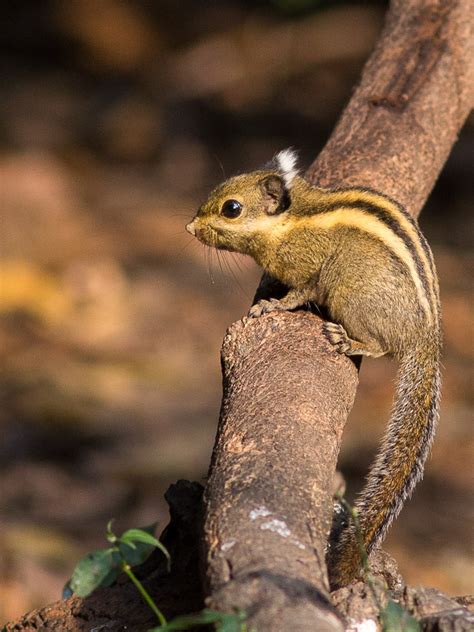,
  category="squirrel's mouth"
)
[185,220,196,236]
[186,219,220,248]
